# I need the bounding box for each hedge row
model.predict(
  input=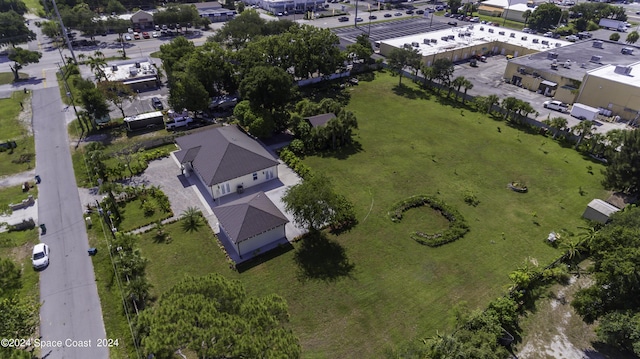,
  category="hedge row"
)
[388,195,470,247]
[279,148,313,179]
